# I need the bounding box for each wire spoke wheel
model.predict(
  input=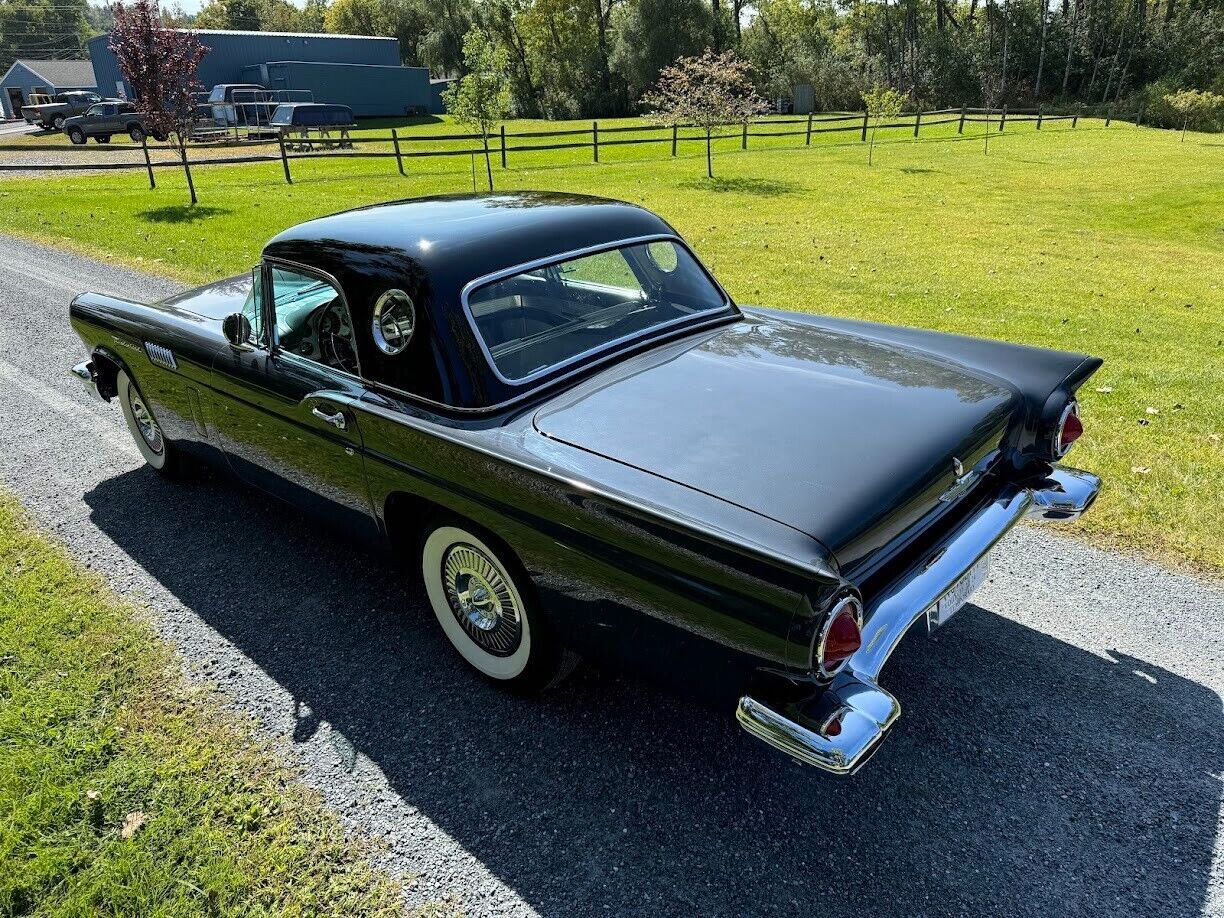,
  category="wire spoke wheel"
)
[128,388,164,455]
[441,543,523,656]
